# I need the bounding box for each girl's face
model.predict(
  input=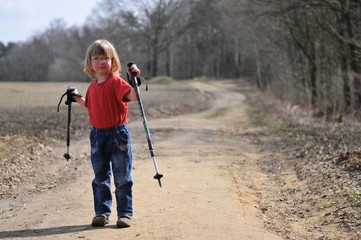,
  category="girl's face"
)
[90,54,112,78]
